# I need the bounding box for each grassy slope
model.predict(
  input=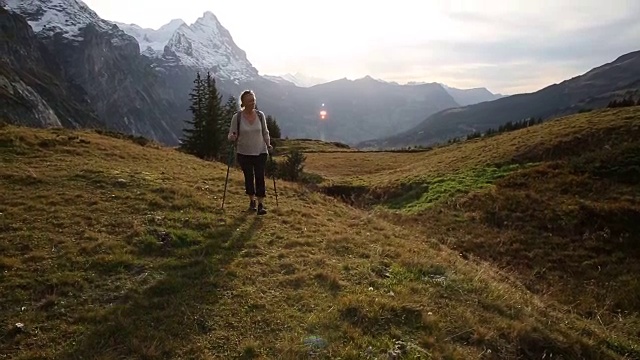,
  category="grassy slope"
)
[1,122,637,359]
[306,107,640,195]
[274,138,356,153]
[305,106,640,353]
